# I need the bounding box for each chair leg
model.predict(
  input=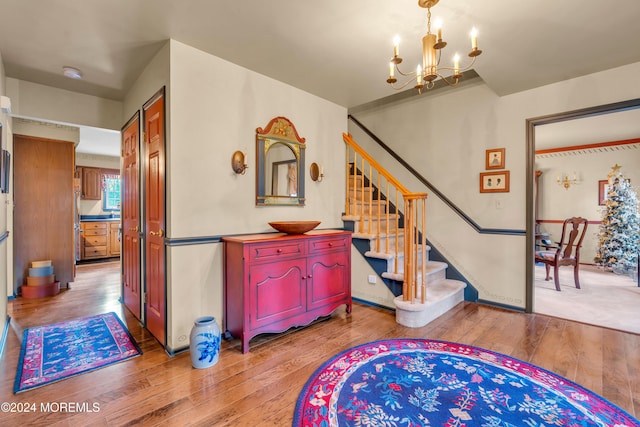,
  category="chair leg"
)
[544,264,551,281]
[553,265,561,291]
[573,265,581,289]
